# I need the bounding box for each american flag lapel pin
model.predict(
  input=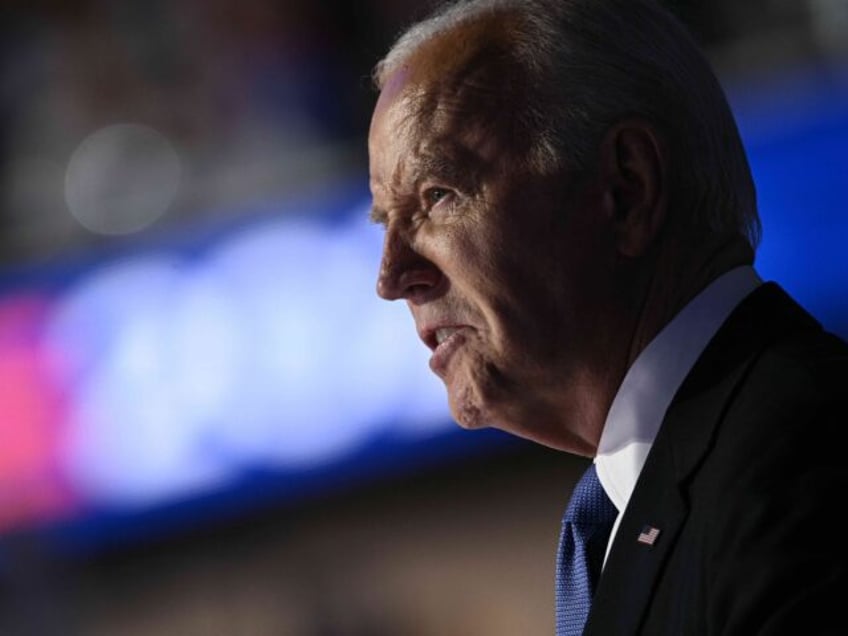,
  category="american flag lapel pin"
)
[637,525,661,546]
